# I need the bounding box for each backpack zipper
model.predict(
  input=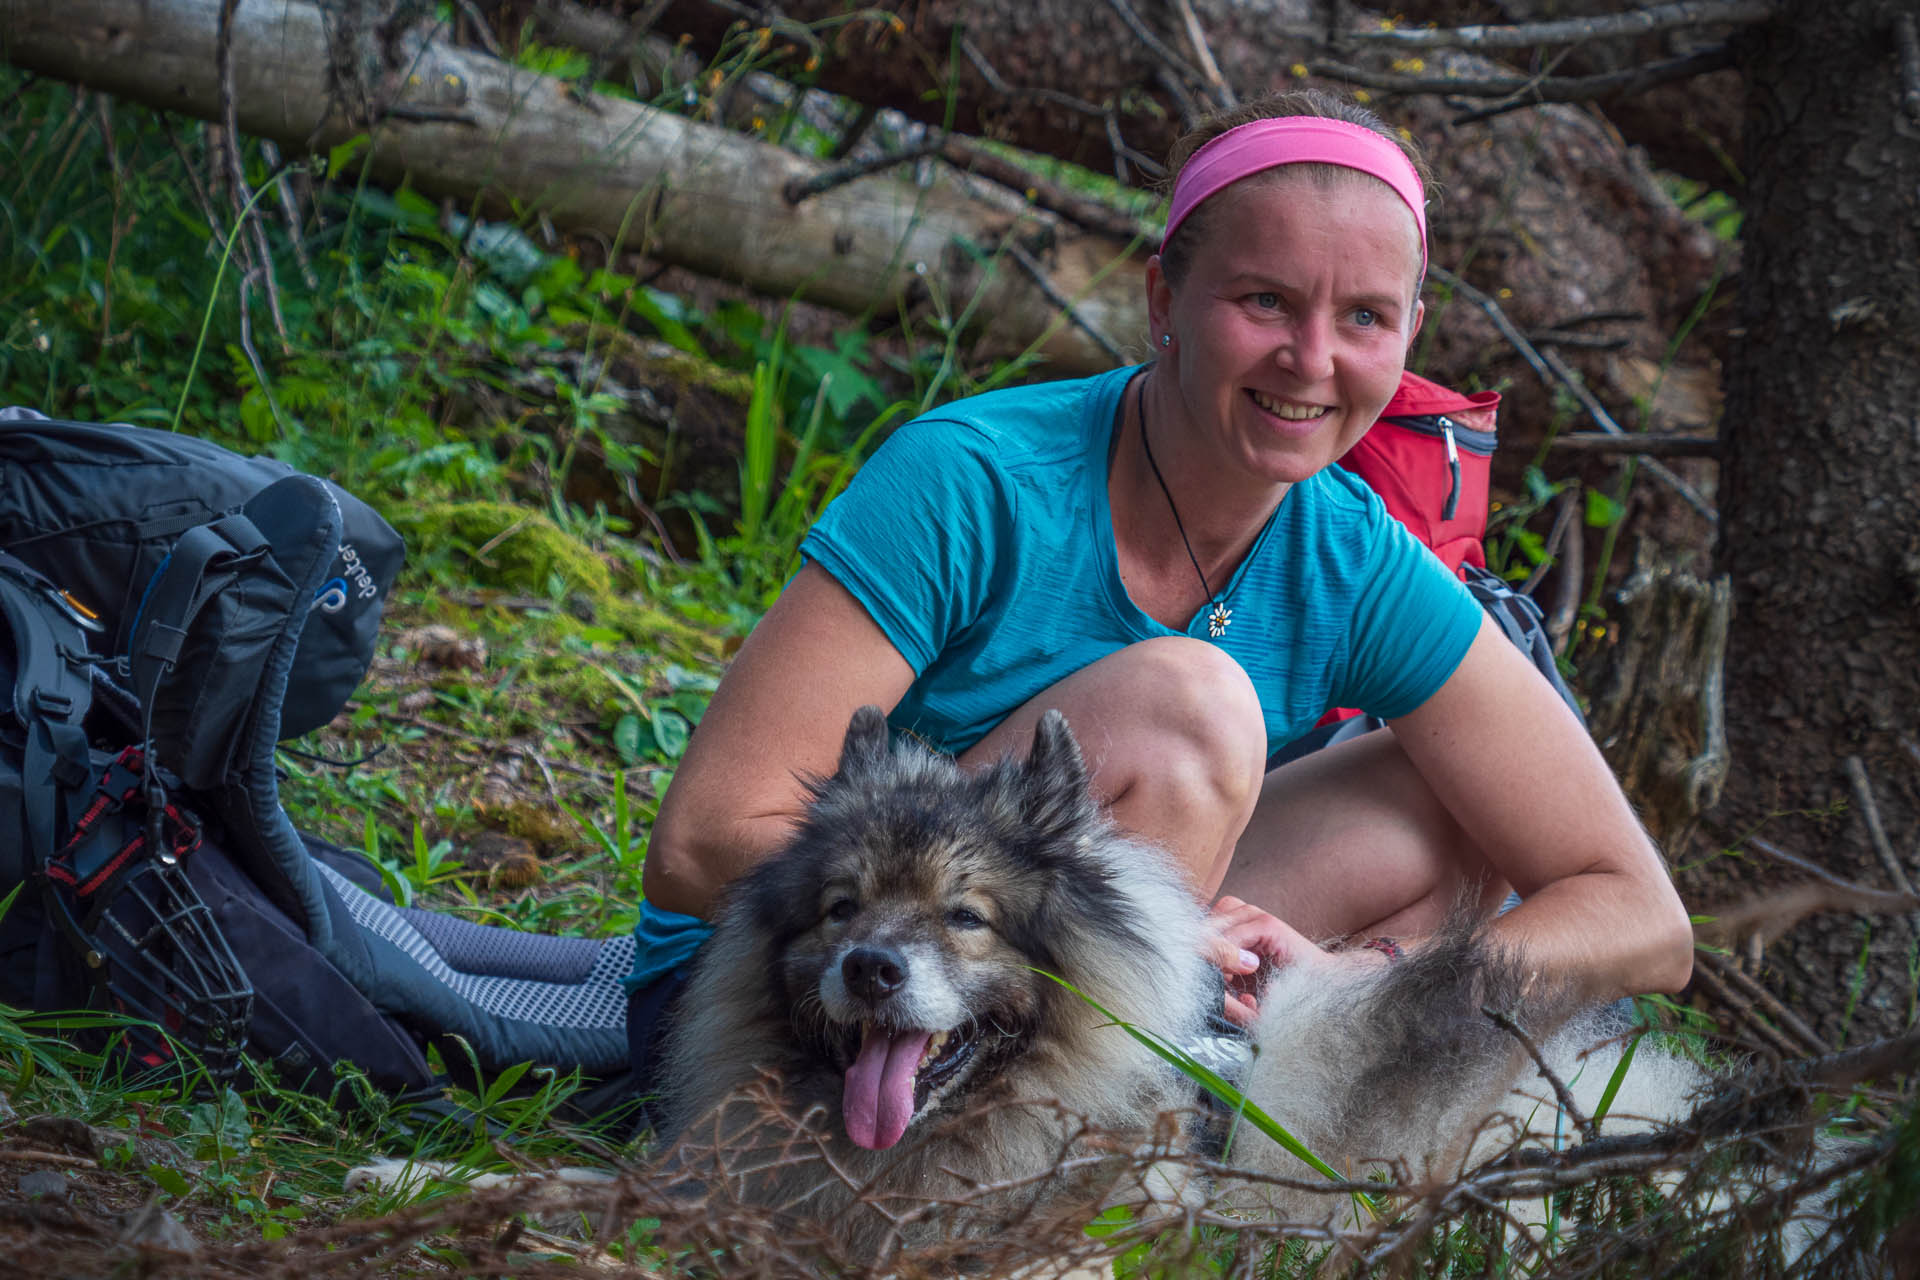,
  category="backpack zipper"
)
[1382,412,1497,524]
